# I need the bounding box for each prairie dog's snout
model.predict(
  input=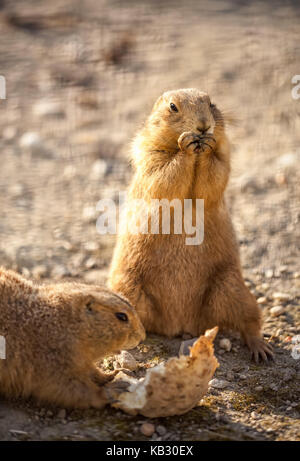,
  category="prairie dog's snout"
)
[196,116,215,135]
[194,97,216,135]
[125,331,145,350]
